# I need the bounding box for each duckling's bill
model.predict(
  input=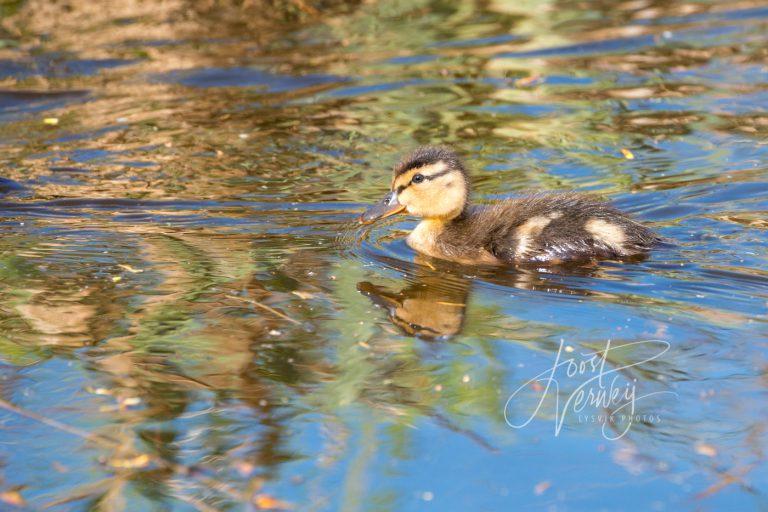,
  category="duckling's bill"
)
[359,191,406,224]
